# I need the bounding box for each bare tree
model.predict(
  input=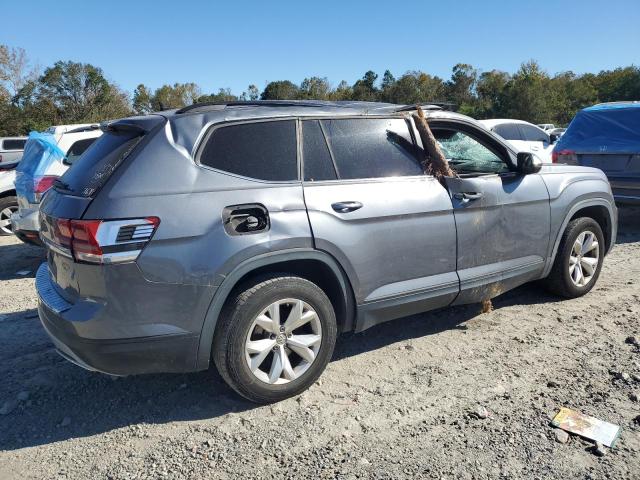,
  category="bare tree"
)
[0,45,38,98]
